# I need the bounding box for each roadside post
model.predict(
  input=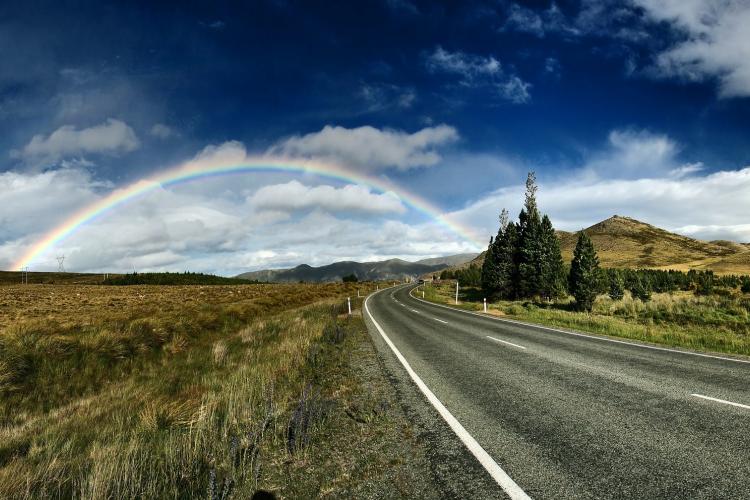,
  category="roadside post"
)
[347,297,351,315]
[422,289,425,298]
[484,298,487,313]
[455,281,459,305]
